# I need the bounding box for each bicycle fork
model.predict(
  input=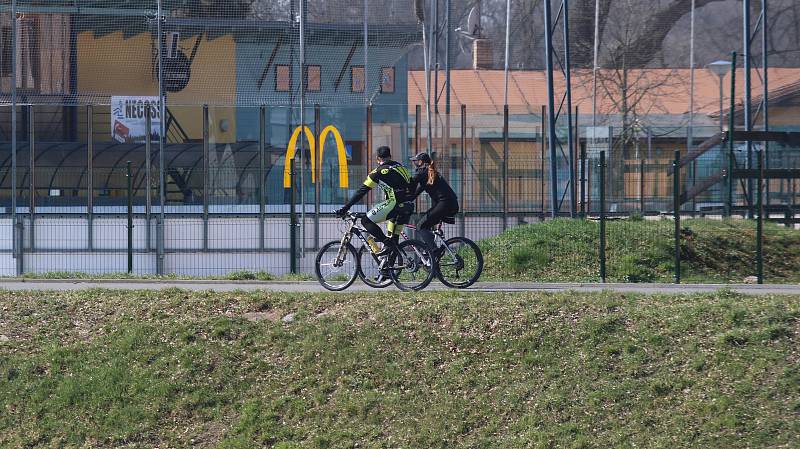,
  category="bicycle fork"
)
[335,231,353,266]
